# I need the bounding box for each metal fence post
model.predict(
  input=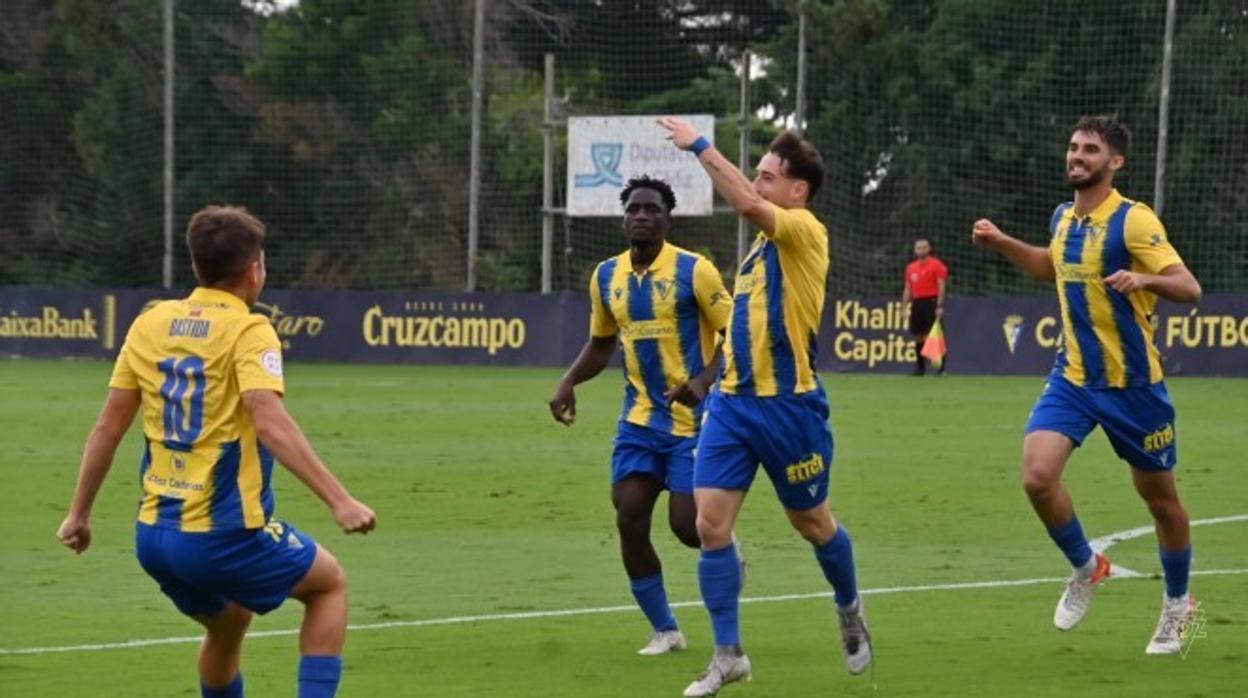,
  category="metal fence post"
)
[795,5,807,135]
[162,0,175,289]
[541,54,555,295]
[1153,0,1177,216]
[466,0,485,291]
[737,50,752,262]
